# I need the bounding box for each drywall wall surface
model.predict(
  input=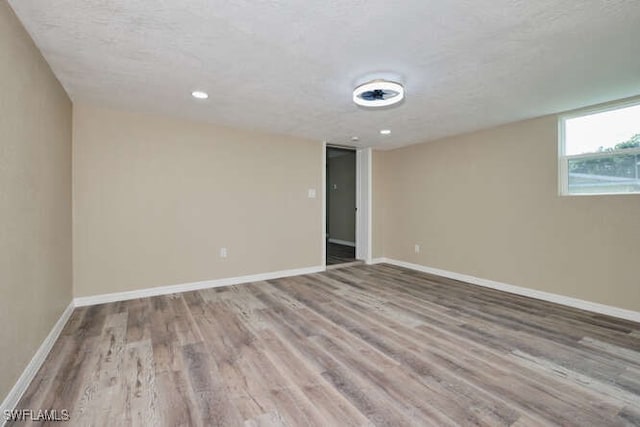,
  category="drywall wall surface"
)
[73,104,323,297]
[381,115,640,311]
[0,2,72,400]
[372,150,388,259]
